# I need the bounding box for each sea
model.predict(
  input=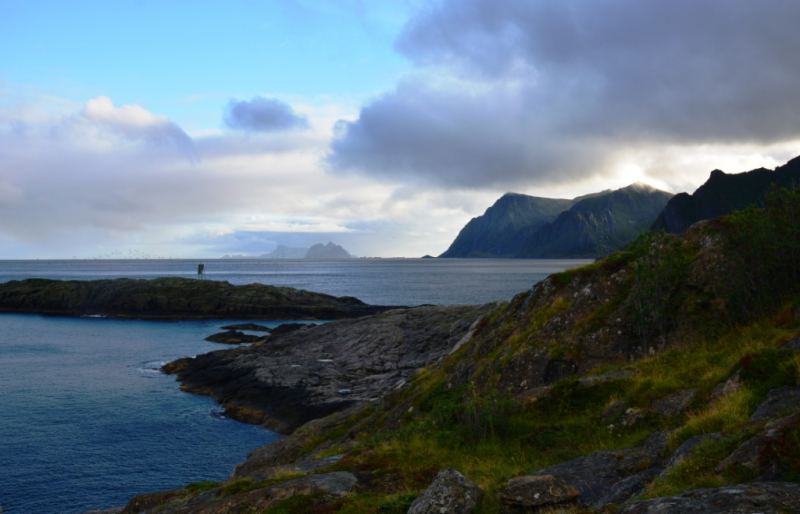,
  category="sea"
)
[0,258,591,514]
